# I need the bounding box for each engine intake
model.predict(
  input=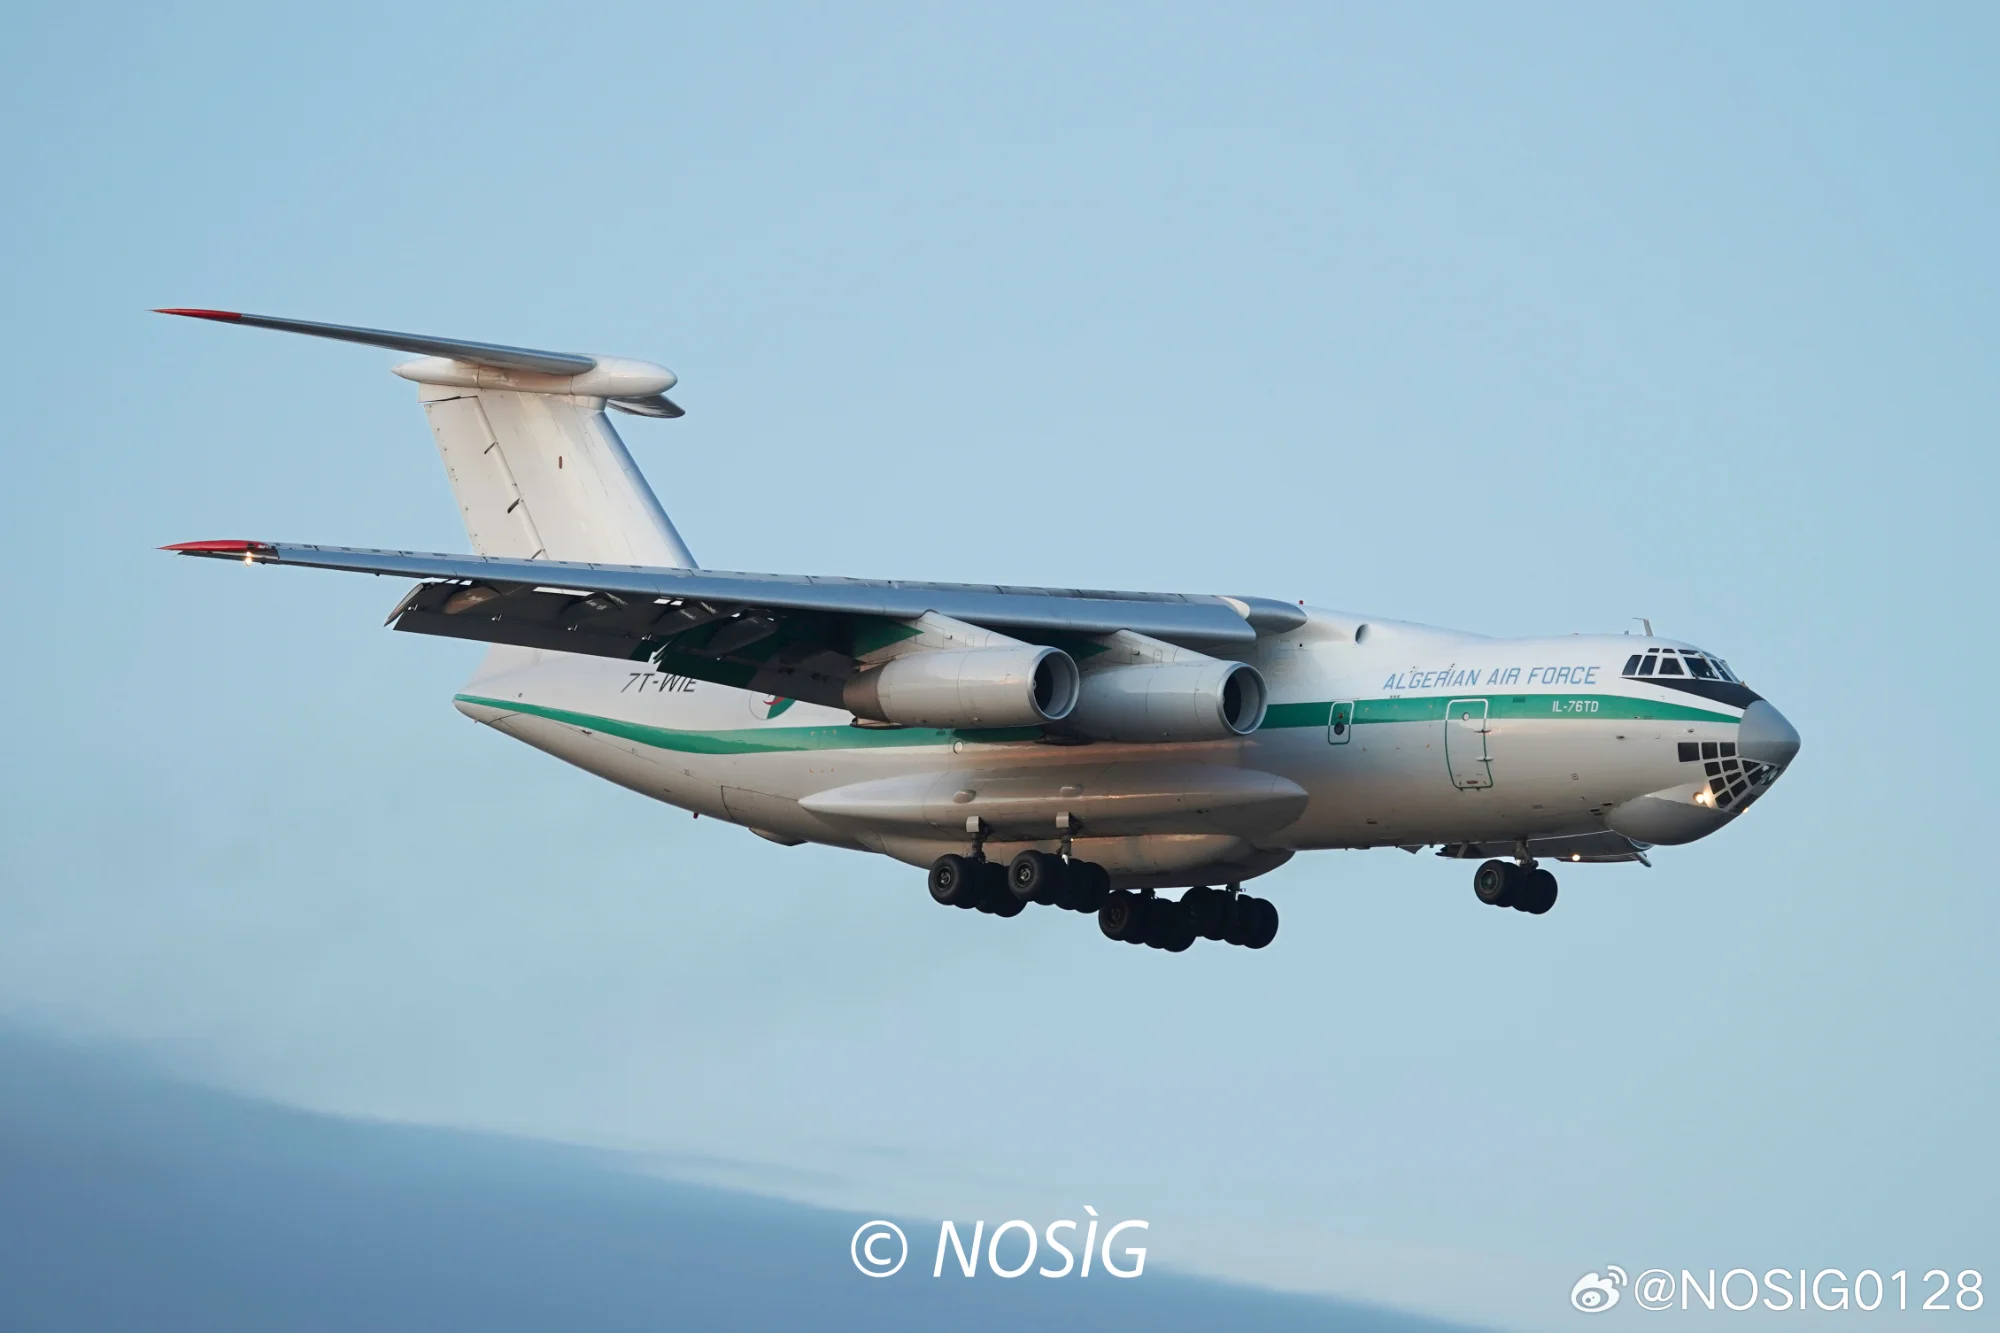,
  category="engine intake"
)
[843,646,1079,730]
[1067,660,1268,743]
